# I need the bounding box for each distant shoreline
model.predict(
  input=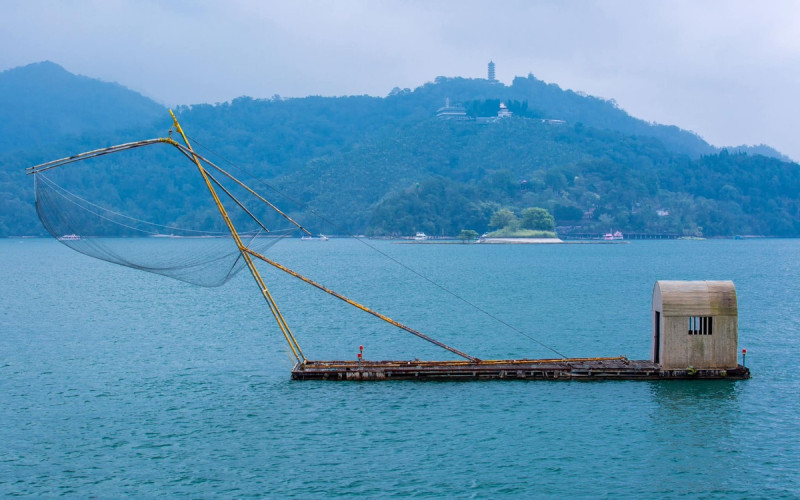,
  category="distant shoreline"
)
[399,241,629,245]
[479,237,564,244]
[399,237,629,245]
